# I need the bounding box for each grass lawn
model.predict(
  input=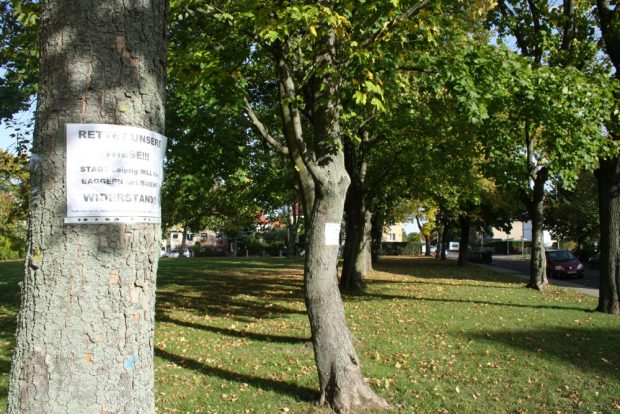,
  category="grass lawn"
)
[0,256,619,413]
